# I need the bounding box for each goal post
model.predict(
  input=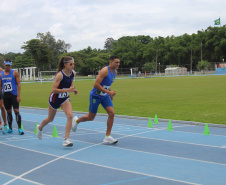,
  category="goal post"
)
[38,71,57,81]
